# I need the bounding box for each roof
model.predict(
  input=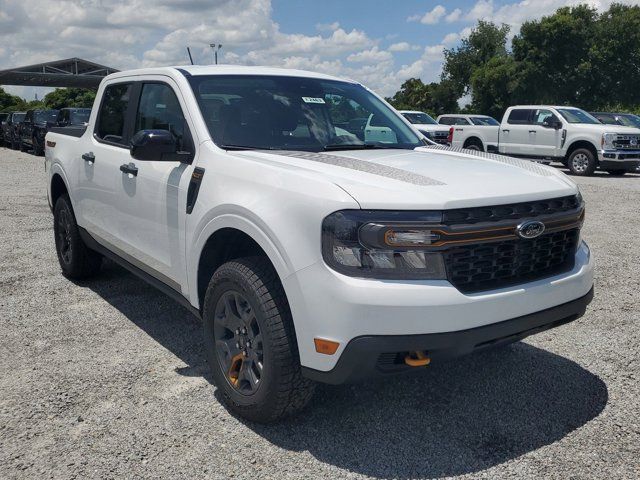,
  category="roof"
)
[0,58,118,88]
[104,64,354,84]
[399,110,428,114]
